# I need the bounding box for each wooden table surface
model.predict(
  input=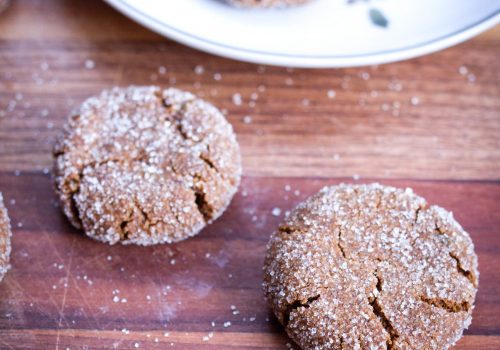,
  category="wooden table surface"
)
[0,1,499,349]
